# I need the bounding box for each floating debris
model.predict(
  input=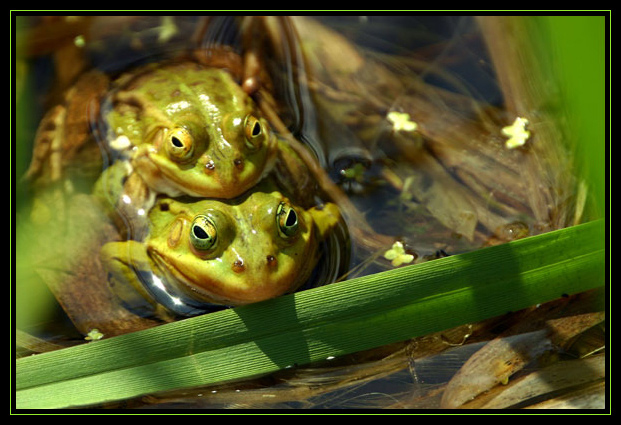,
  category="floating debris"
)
[387,111,418,132]
[339,162,366,183]
[85,329,104,341]
[73,34,86,48]
[157,16,178,43]
[501,117,530,149]
[384,241,414,267]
